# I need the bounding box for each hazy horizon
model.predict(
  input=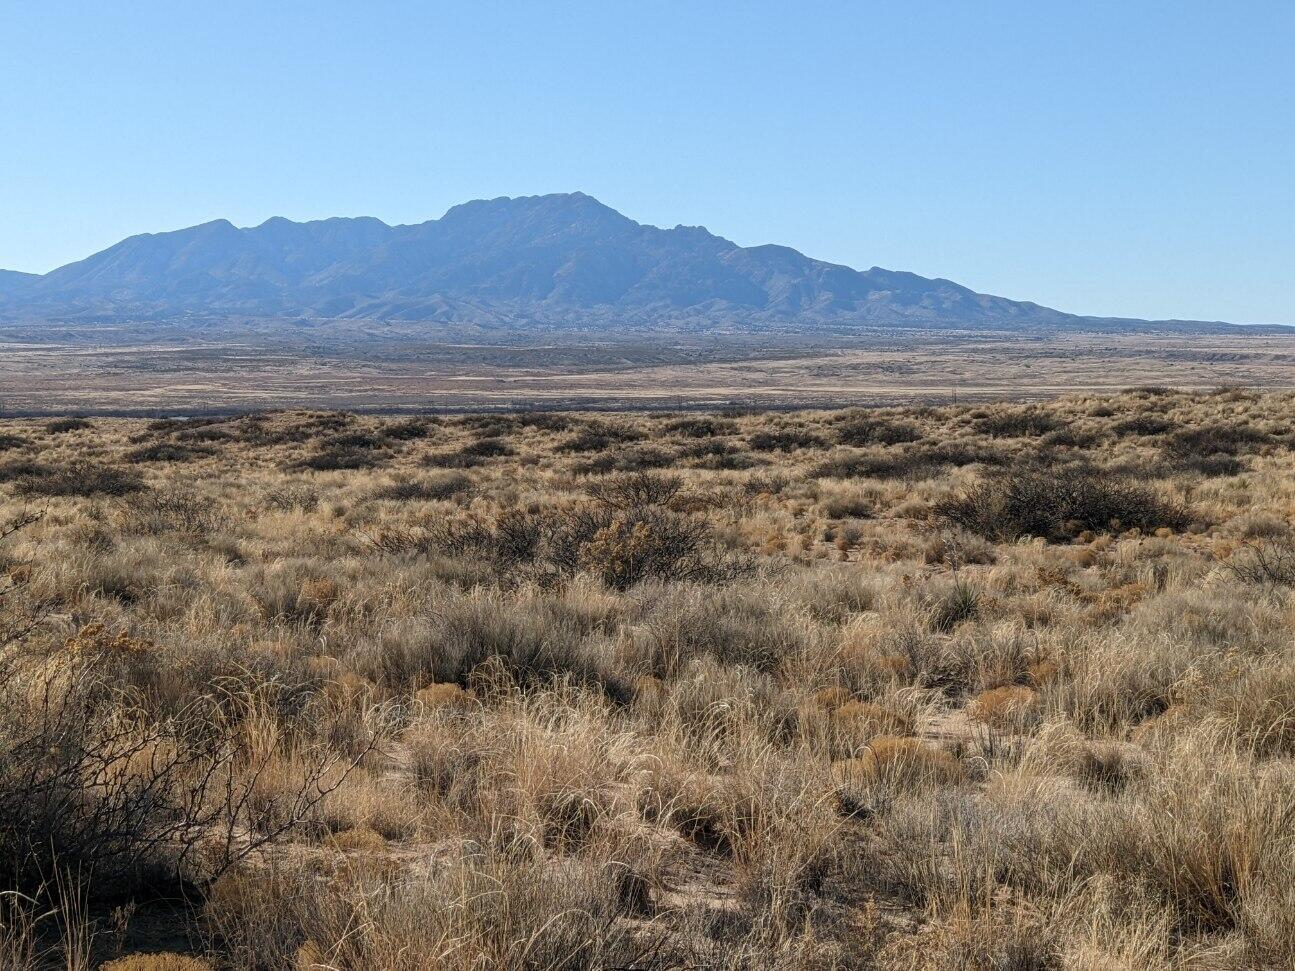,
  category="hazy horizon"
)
[2,1,1292,325]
